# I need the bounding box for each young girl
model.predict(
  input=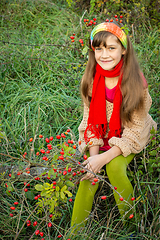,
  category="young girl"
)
[71,19,157,233]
